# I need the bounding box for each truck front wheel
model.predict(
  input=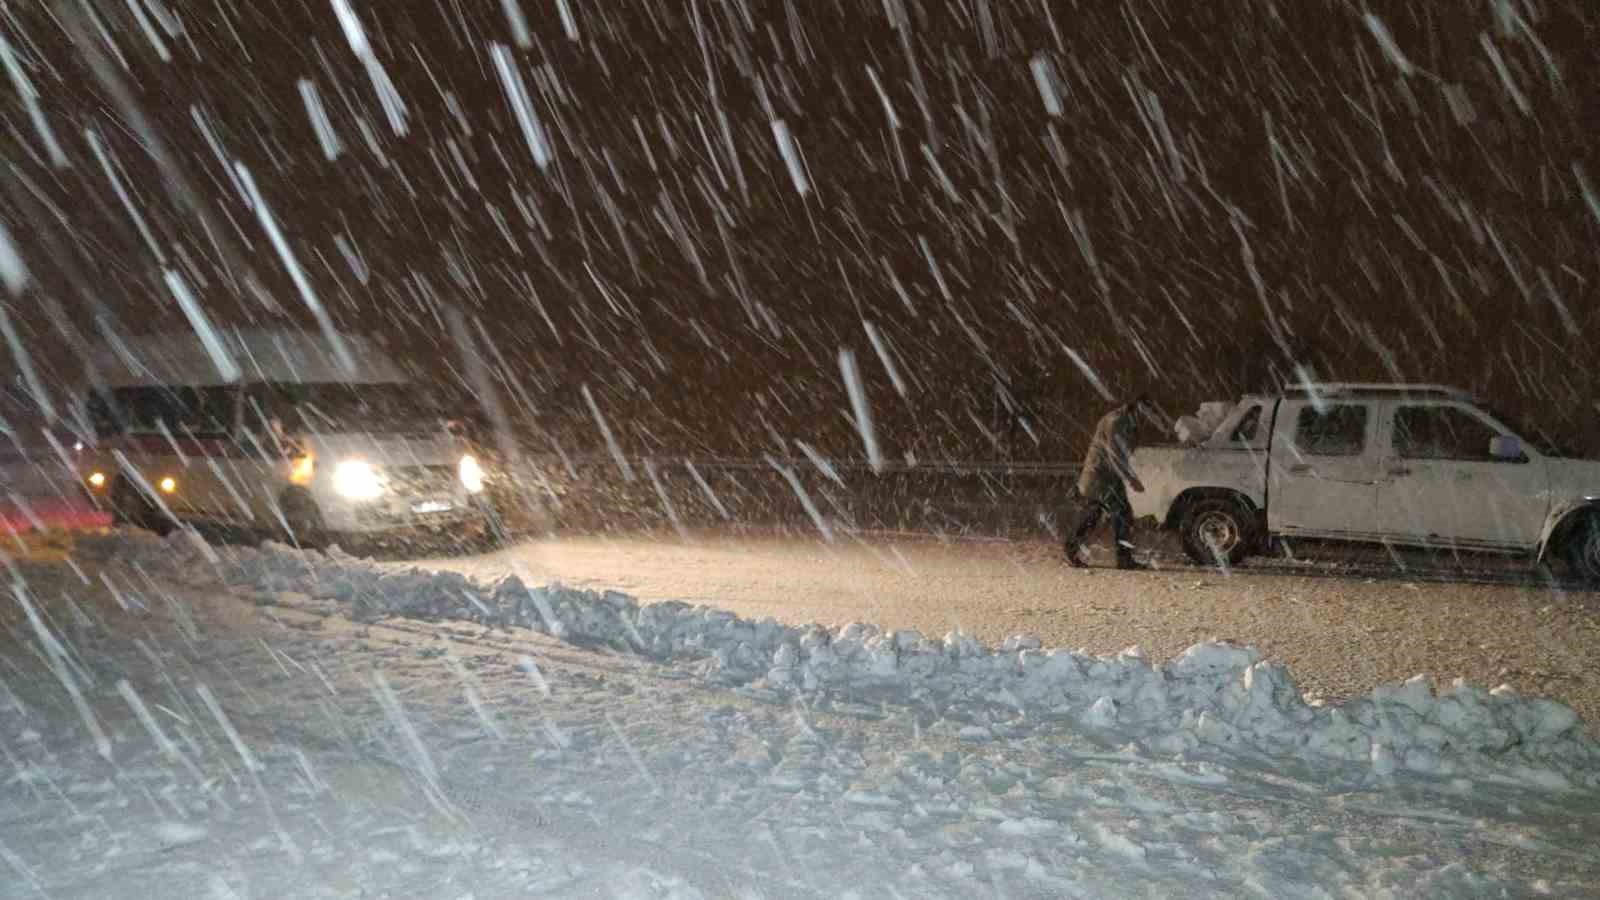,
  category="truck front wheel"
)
[1564,512,1600,586]
[1180,497,1257,568]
